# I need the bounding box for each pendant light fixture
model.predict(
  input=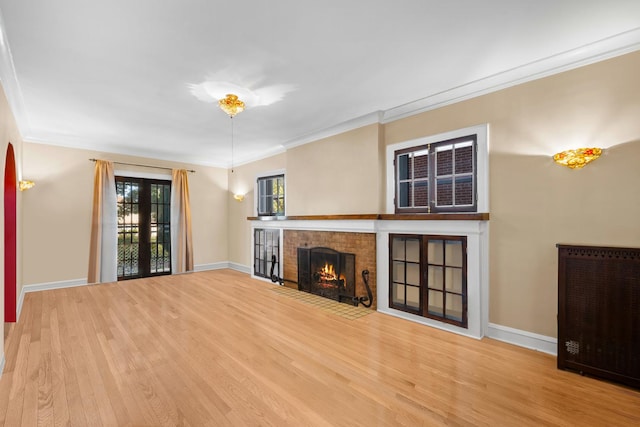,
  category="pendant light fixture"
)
[218,94,245,173]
